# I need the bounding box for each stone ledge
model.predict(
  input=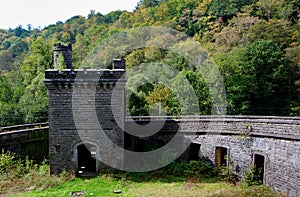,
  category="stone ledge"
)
[181,130,300,141]
[126,116,300,124]
[45,69,126,81]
